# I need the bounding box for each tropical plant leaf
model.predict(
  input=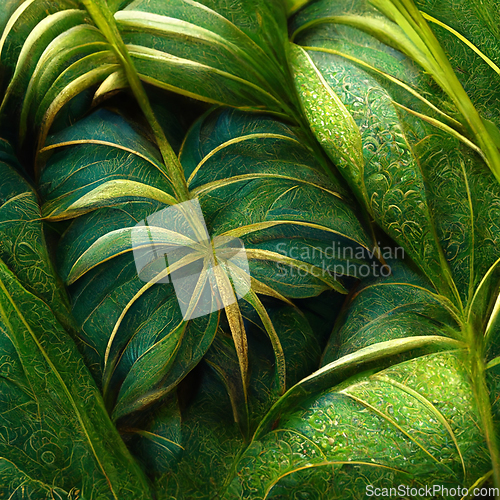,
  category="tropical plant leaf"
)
[223,351,488,499]
[290,0,500,182]
[38,105,374,424]
[154,362,245,500]
[0,0,298,157]
[289,40,458,302]
[124,393,184,476]
[0,137,73,330]
[214,260,487,498]
[289,9,500,483]
[179,108,374,297]
[291,6,500,309]
[205,299,324,438]
[321,259,460,365]
[0,258,152,498]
